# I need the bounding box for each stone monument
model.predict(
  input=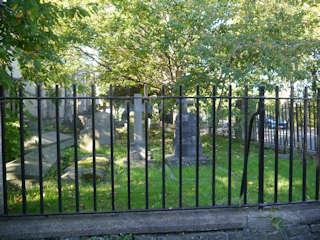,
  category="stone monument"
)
[167,98,210,165]
[131,94,145,160]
